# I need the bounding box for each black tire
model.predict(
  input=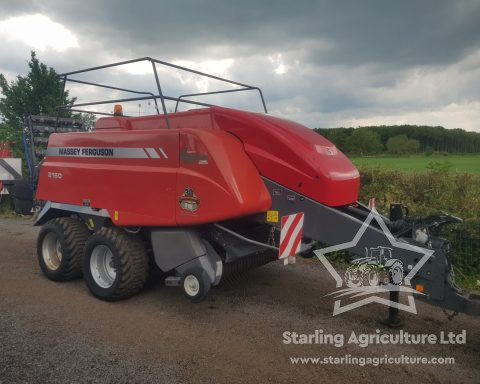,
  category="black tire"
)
[83,227,149,301]
[181,267,211,303]
[37,217,90,281]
